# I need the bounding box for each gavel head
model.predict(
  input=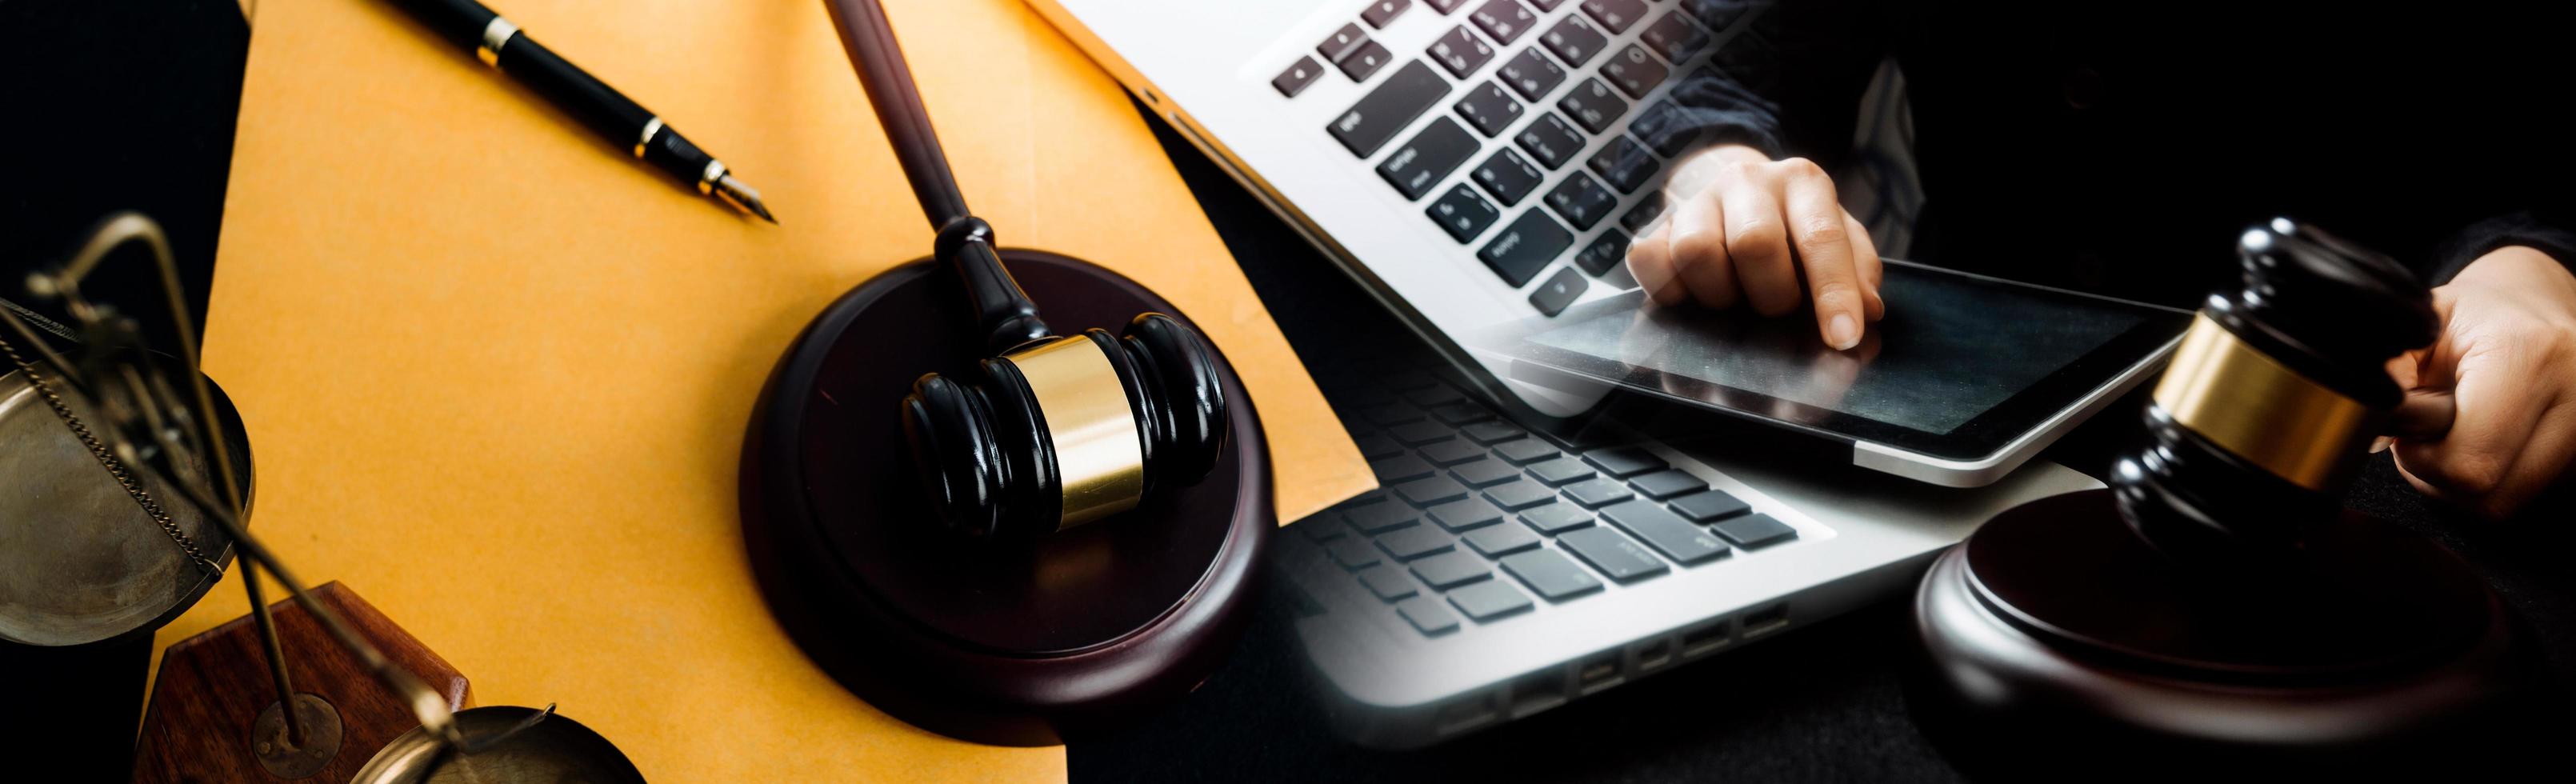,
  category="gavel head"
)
[2111,218,2438,564]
